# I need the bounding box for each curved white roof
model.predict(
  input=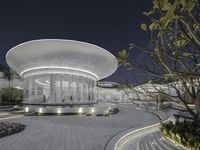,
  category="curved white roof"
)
[6,39,118,80]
